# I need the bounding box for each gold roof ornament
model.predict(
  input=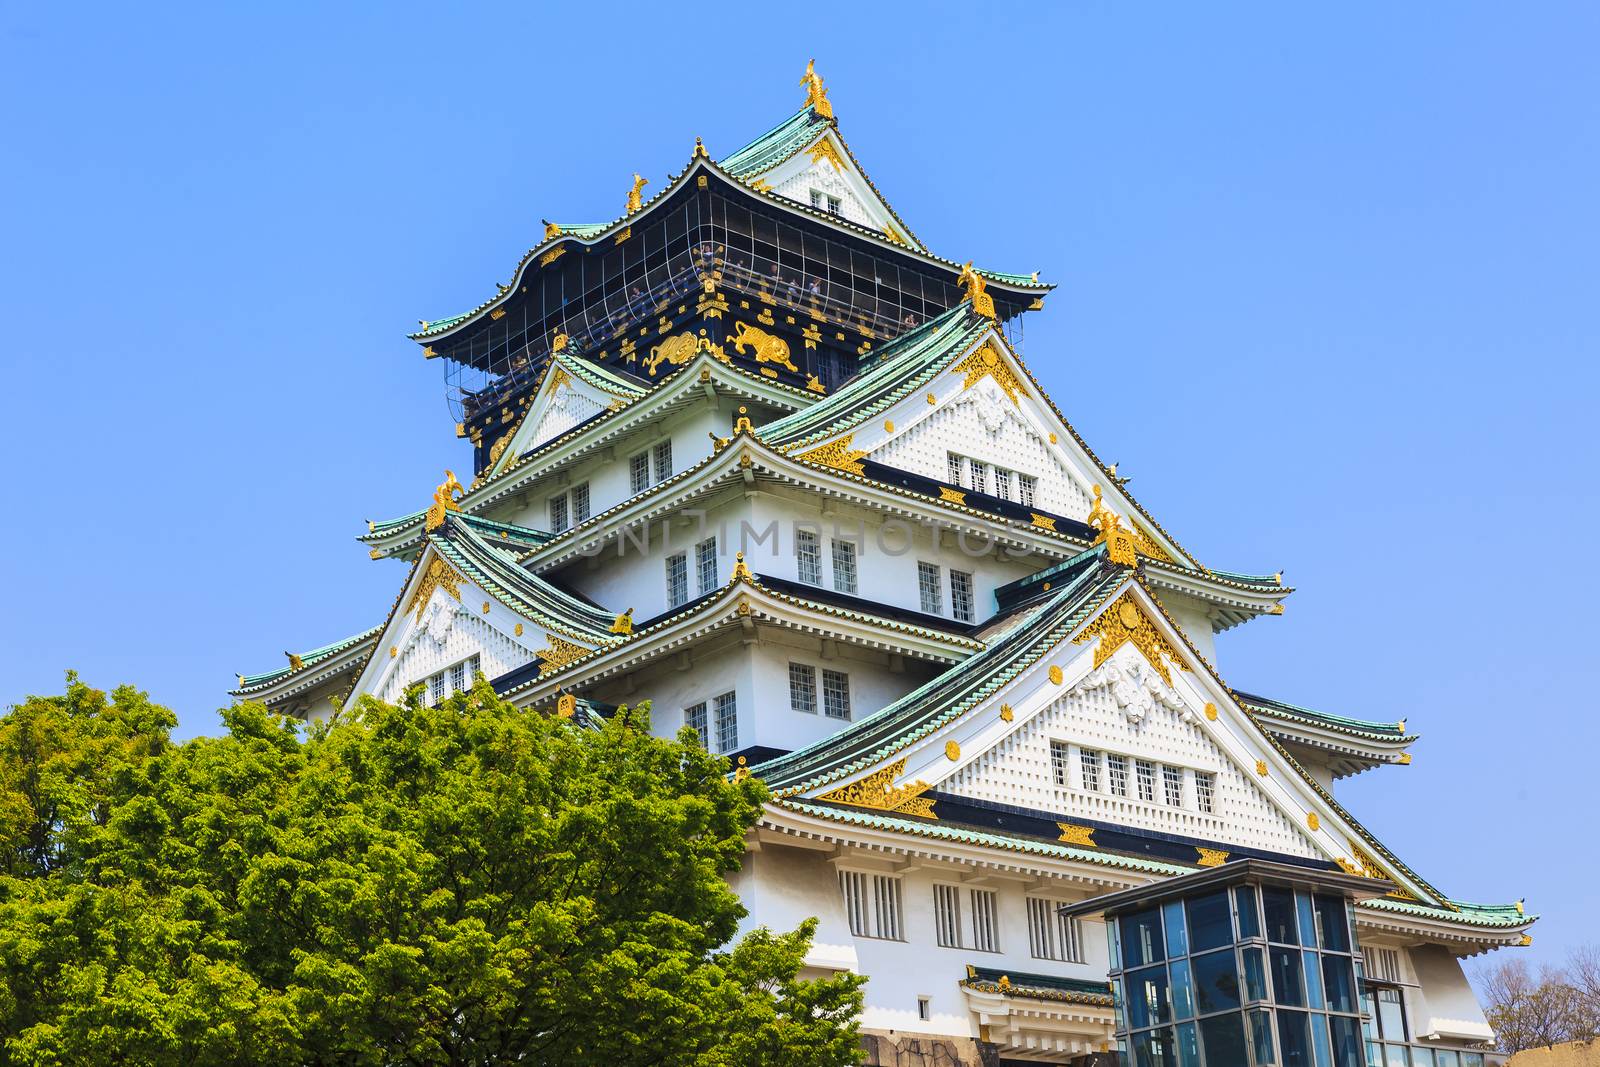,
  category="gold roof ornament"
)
[1073,590,1186,686]
[733,755,751,782]
[956,261,996,319]
[800,58,834,121]
[236,673,246,687]
[556,693,576,719]
[1087,485,1139,566]
[543,221,562,240]
[425,470,465,531]
[693,136,709,159]
[285,651,304,671]
[815,757,935,819]
[626,173,649,214]
[610,608,635,635]
[731,551,754,582]
[551,327,568,354]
